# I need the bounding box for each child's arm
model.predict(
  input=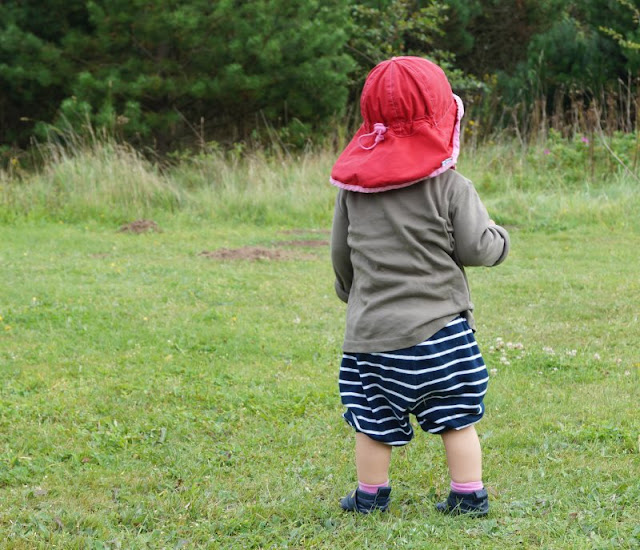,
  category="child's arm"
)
[330,192,353,303]
[451,181,510,267]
